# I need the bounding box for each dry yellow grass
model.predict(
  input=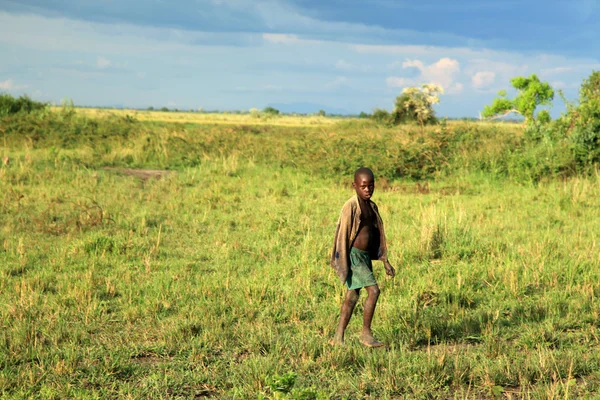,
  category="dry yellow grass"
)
[53,107,340,127]
[51,107,523,130]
